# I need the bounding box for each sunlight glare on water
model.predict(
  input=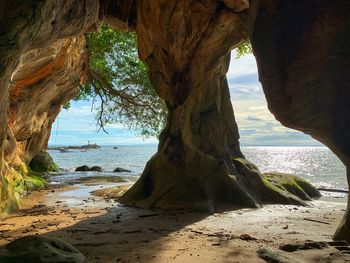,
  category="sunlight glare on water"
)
[49,145,347,191]
[242,146,347,190]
